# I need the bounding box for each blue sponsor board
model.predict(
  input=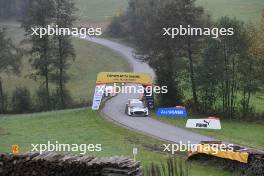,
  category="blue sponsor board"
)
[156,107,187,117]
